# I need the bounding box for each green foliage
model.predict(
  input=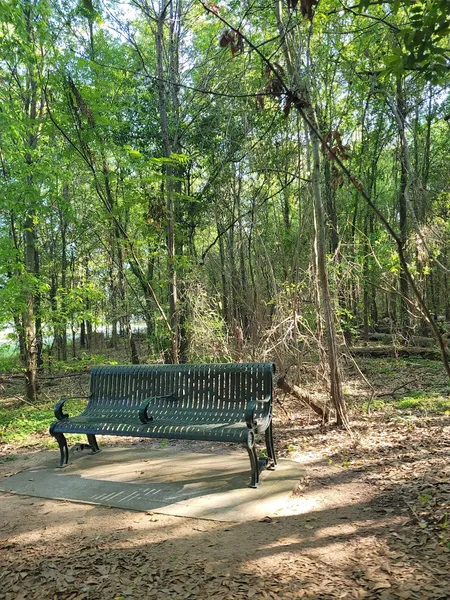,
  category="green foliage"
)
[51,285,103,331]
[395,393,450,413]
[0,352,21,374]
[0,275,49,325]
[358,0,450,78]
[49,353,111,373]
[0,399,86,446]
[363,392,450,415]
[0,405,54,444]
[0,0,449,384]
